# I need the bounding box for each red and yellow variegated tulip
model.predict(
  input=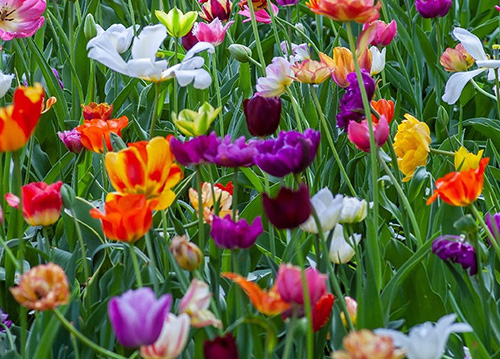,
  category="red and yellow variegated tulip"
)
[306,0,381,24]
